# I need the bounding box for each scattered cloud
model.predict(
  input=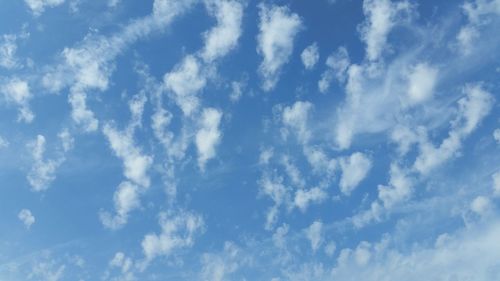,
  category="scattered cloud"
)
[18,209,35,229]
[257,4,302,91]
